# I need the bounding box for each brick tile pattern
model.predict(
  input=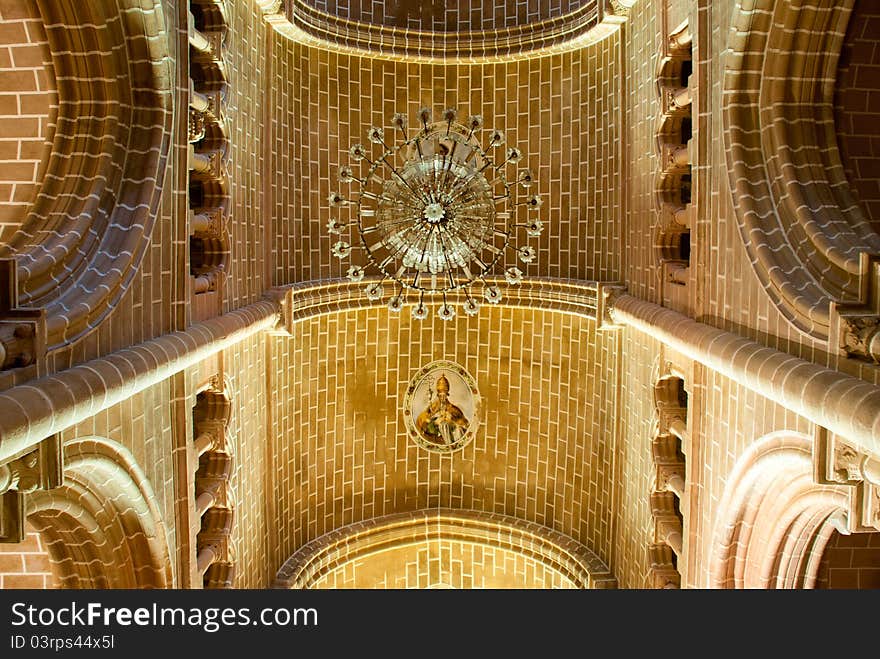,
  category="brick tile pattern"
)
[56,380,179,583]
[613,326,661,588]
[0,1,56,245]
[0,527,57,589]
[223,332,272,588]
[815,530,880,589]
[834,0,880,233]
[269,306,619,575]
[270,36,622,287]
[283,0,601,60]
[313,542,576,588]
[623,0,659,304]
[223,0,269,312]
[718,0,880,341]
